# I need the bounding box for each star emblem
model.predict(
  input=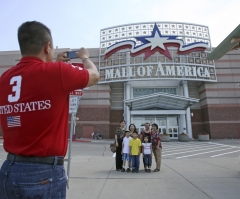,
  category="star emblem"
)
[104,23,208,60]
